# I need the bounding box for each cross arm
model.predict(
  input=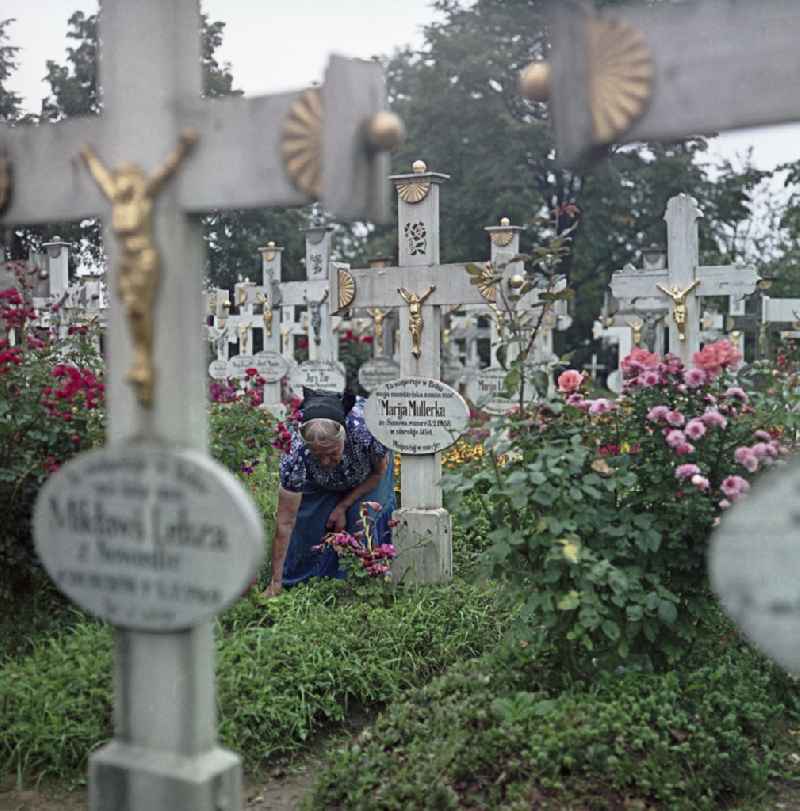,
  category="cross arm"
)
[544,0,800,166]
[696,265,760,297]
[332,263,499,311]
[178,56,393,220]
[762,297,800,323]
[1,117,107,224]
